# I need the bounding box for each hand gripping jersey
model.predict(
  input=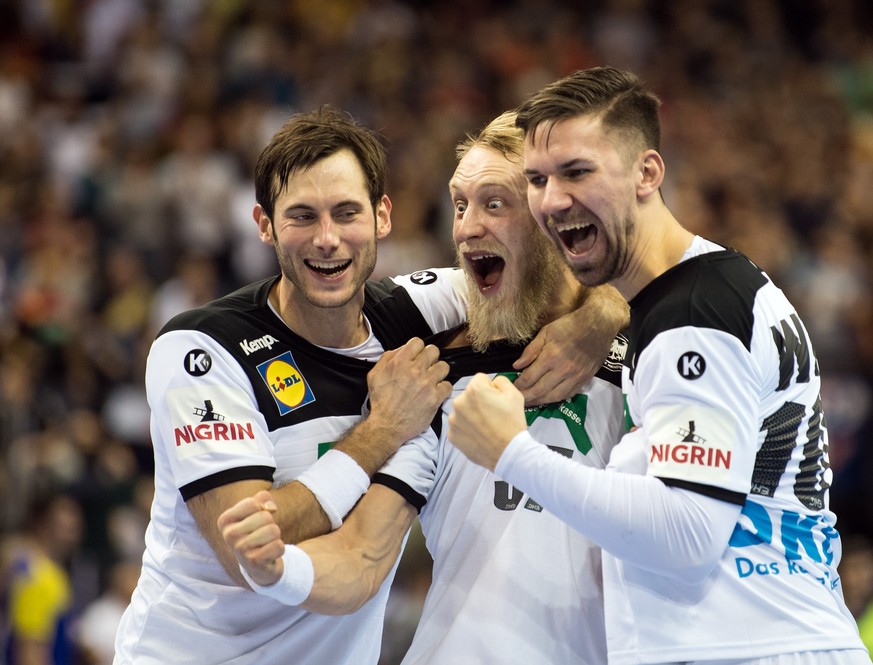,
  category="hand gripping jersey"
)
[114,269,465,665]
[376,331,626,664]
[609,237,867,663]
